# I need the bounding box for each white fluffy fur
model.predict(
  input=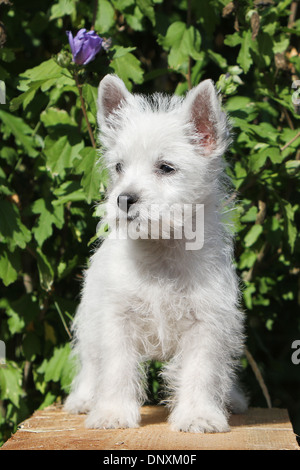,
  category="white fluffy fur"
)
[64,74,247,433]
